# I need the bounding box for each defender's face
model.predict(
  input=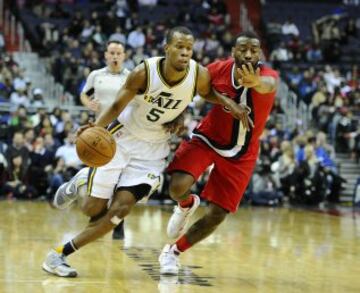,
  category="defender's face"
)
[105,43,125,68]
[165,32,194,72]
[232,37,261,69]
